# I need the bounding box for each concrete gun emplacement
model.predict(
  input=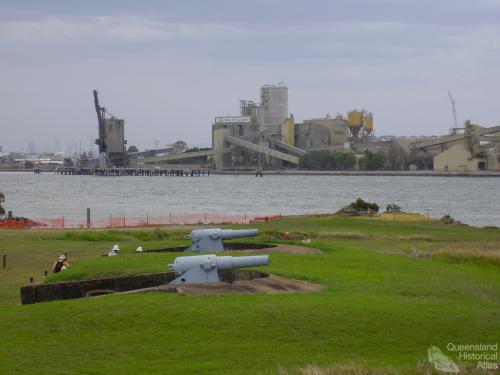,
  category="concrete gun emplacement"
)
[168,254,270,285]
[186,228,259,252]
